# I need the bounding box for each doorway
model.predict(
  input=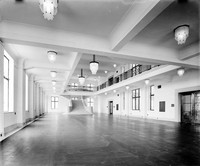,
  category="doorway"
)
[108,101,113,115]
[181,91,200,124]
